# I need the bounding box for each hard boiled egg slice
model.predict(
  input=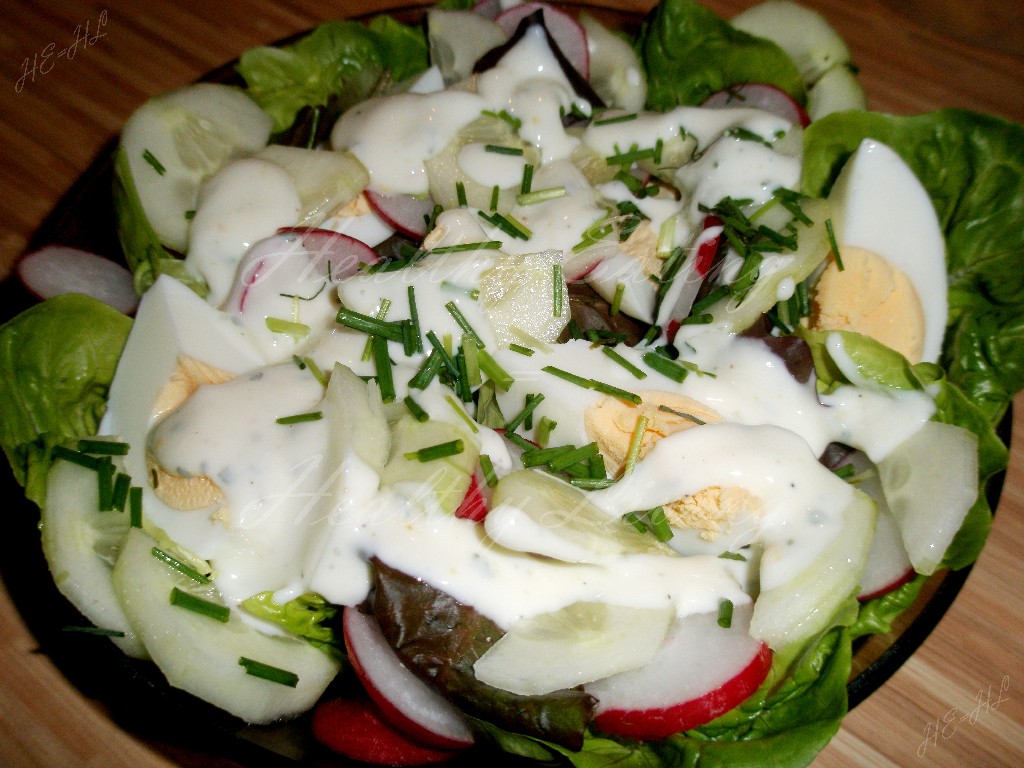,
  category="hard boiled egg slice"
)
[819,139,947,364]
